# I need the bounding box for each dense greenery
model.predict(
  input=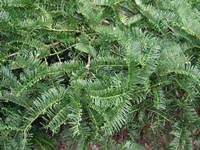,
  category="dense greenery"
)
[0,0,200,149]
